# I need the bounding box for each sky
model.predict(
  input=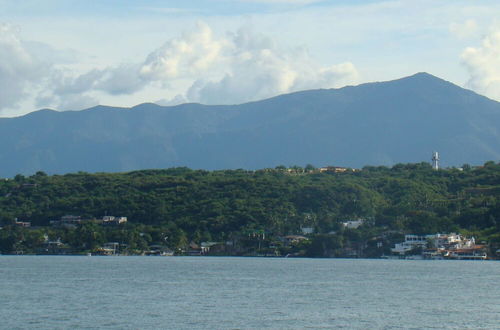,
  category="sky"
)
[0,0,499,117]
